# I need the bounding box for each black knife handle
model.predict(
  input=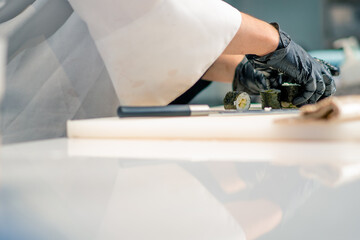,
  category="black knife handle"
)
[117,105,192,118]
